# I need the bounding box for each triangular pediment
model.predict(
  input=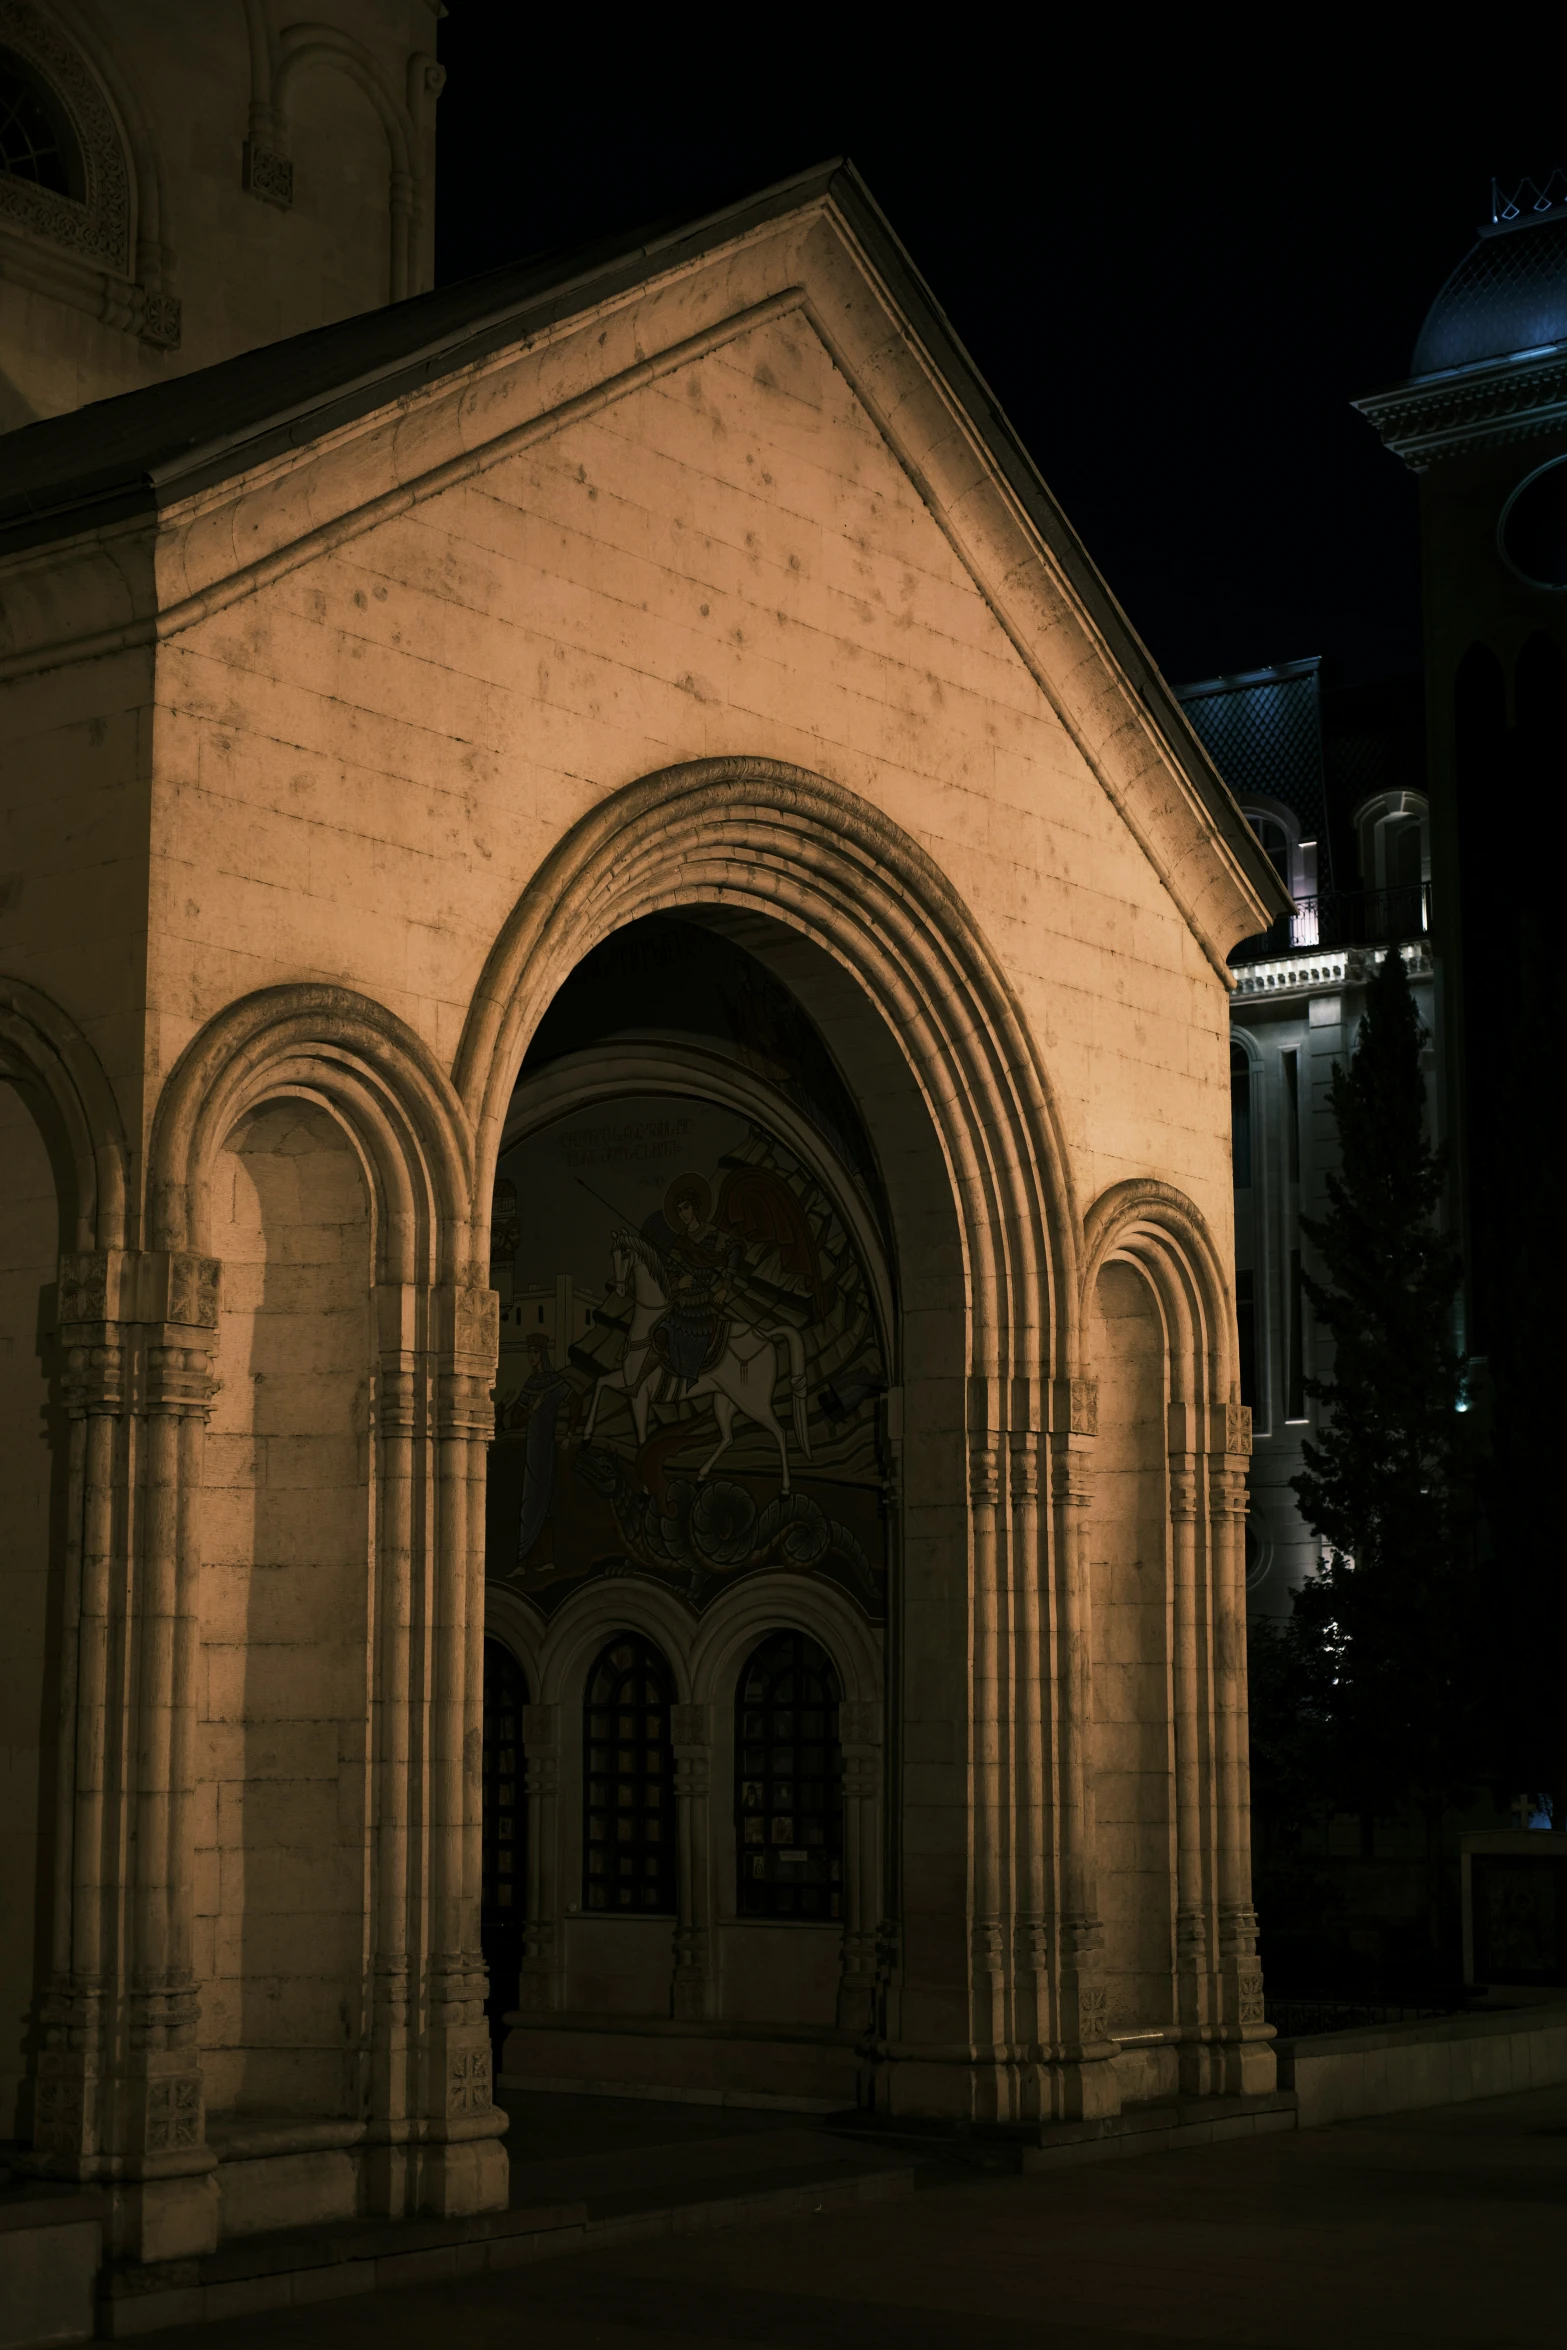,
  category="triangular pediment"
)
[0,162,1284,966]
